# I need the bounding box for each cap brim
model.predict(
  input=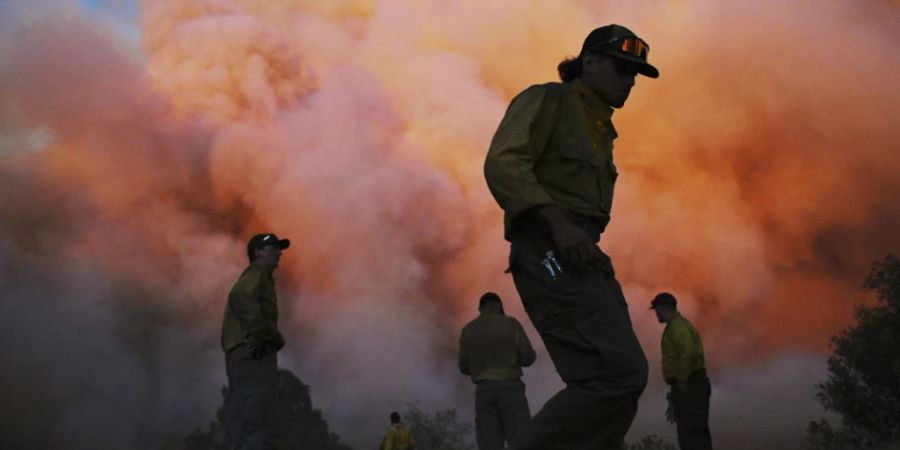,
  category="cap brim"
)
[603,50,659,78]
[276,239,291,250]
